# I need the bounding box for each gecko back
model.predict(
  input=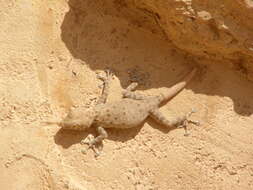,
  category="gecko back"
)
[94,97,159,129]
